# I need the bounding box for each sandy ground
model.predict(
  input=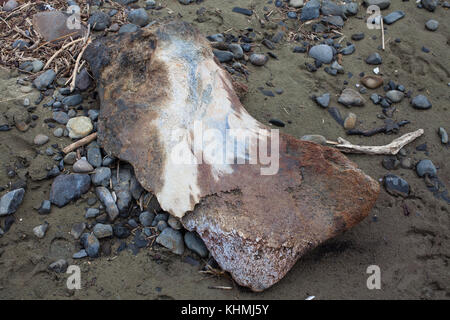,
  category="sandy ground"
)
[0,0,449,299]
